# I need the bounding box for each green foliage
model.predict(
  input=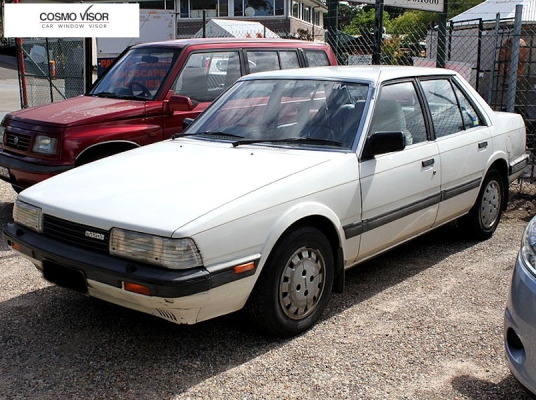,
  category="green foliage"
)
[344,8,392,36]
[390,11,433,37]
[338,3,362,30]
